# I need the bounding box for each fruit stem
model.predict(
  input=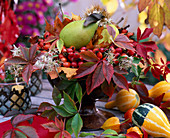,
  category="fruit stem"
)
[116,17,124,24]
